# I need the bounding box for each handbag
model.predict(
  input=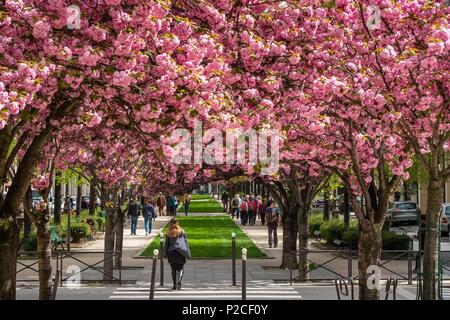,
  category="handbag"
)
[174,233,191,258]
